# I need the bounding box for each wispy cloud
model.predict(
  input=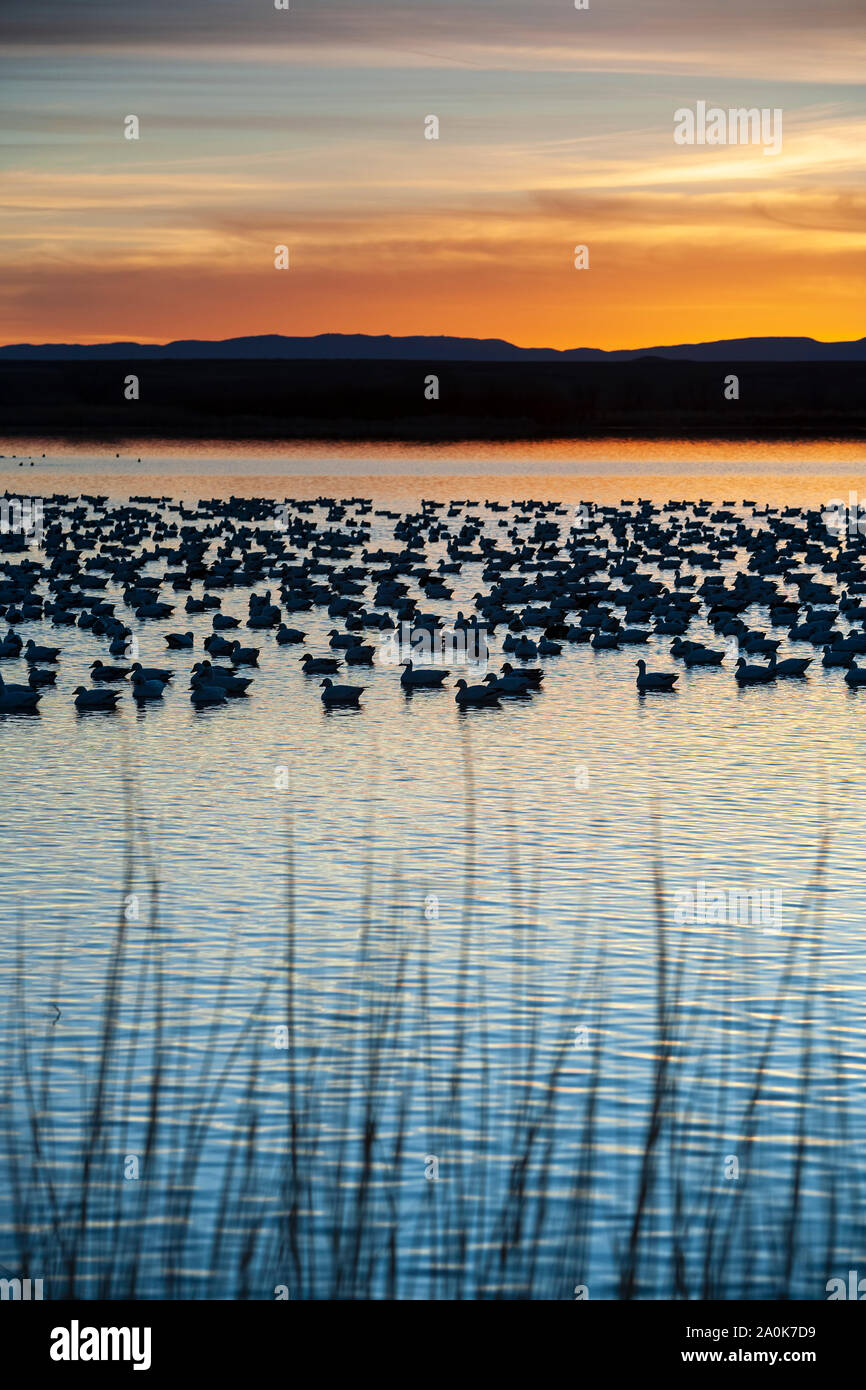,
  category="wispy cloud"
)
[0,0,863,346]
